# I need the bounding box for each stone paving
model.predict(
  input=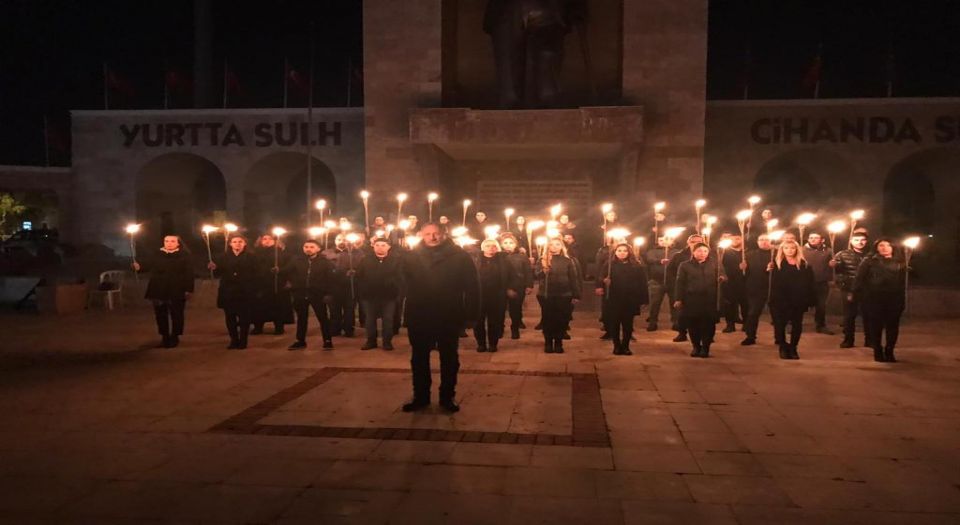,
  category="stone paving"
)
[1,290,959,524]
